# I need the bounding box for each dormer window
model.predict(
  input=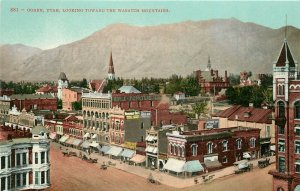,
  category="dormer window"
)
[244,112,251,118]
